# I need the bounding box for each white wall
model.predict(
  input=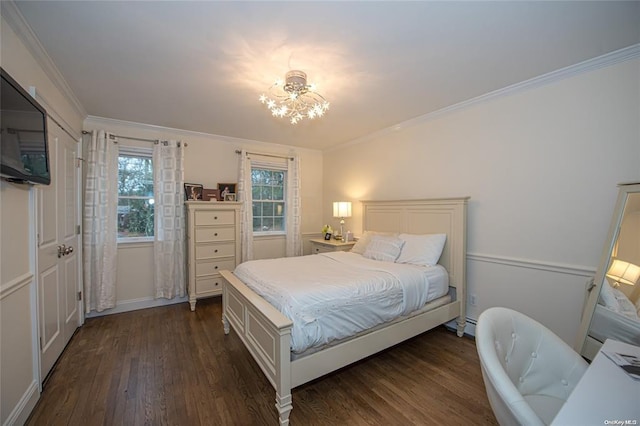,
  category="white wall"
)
[1,6,85,424]
[323,58,640,345]
[83,117,324,315]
